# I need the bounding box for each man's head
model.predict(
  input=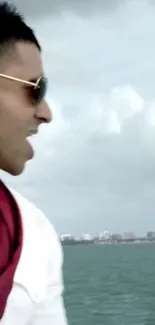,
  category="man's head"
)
[0,2,52,176]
